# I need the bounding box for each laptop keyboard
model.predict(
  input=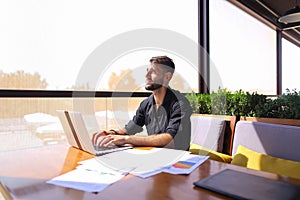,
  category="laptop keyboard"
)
[94,145,132,155]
